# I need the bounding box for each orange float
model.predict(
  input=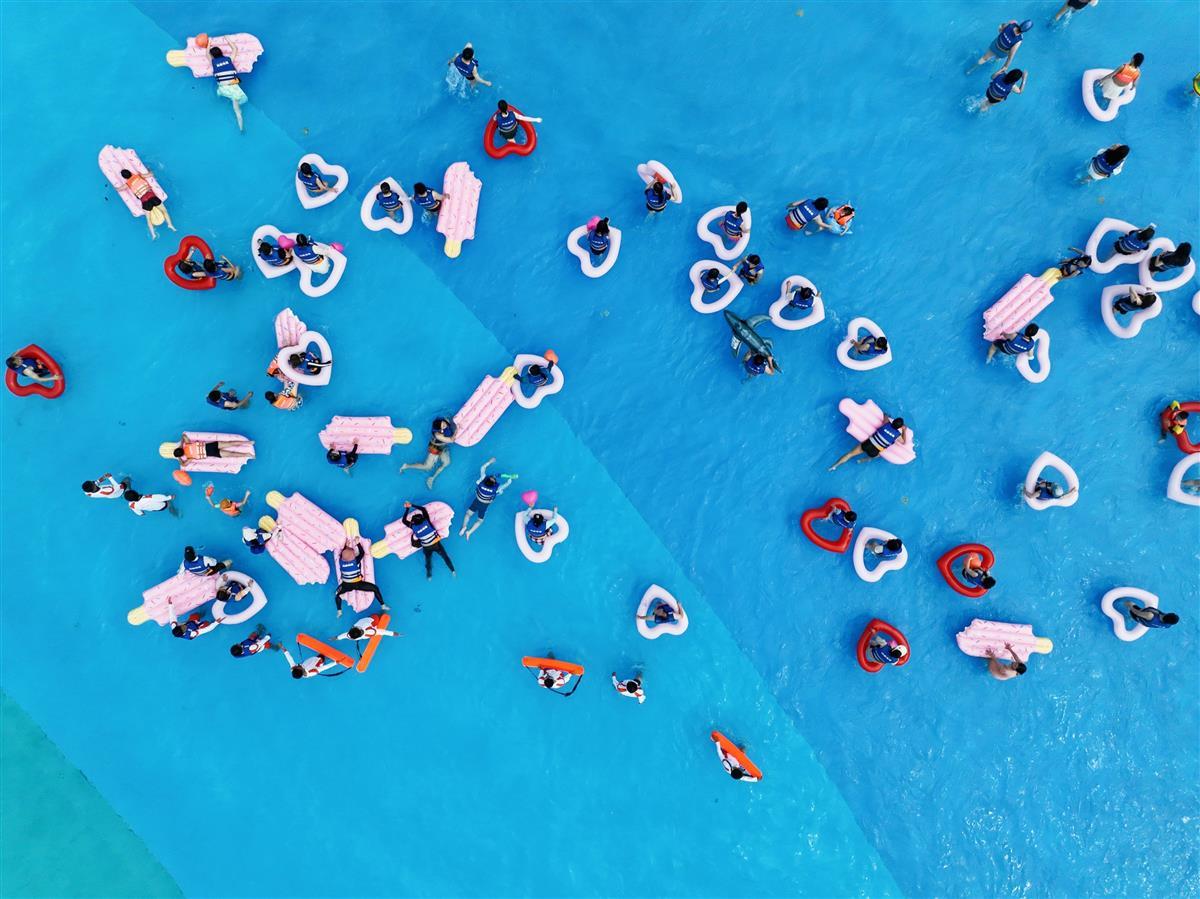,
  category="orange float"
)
[355,614,391,673]
[710,731,763,780]
[296,633,355,669]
